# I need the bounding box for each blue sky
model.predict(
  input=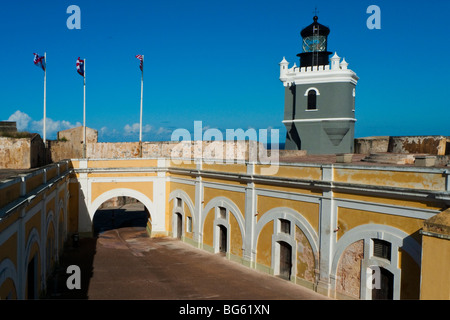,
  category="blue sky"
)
[1,0,449,143]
